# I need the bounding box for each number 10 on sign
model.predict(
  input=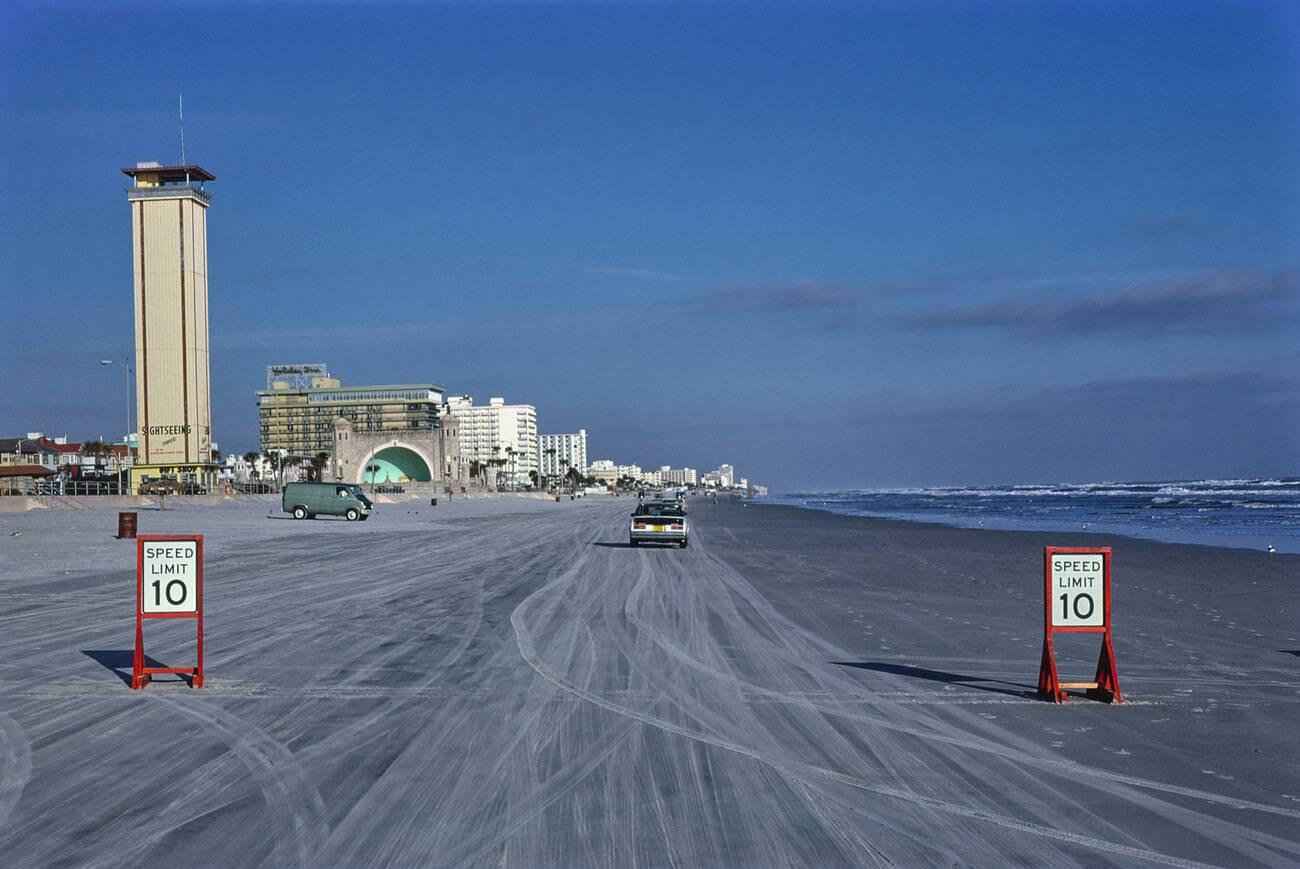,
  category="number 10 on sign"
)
[133,535,204,689]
